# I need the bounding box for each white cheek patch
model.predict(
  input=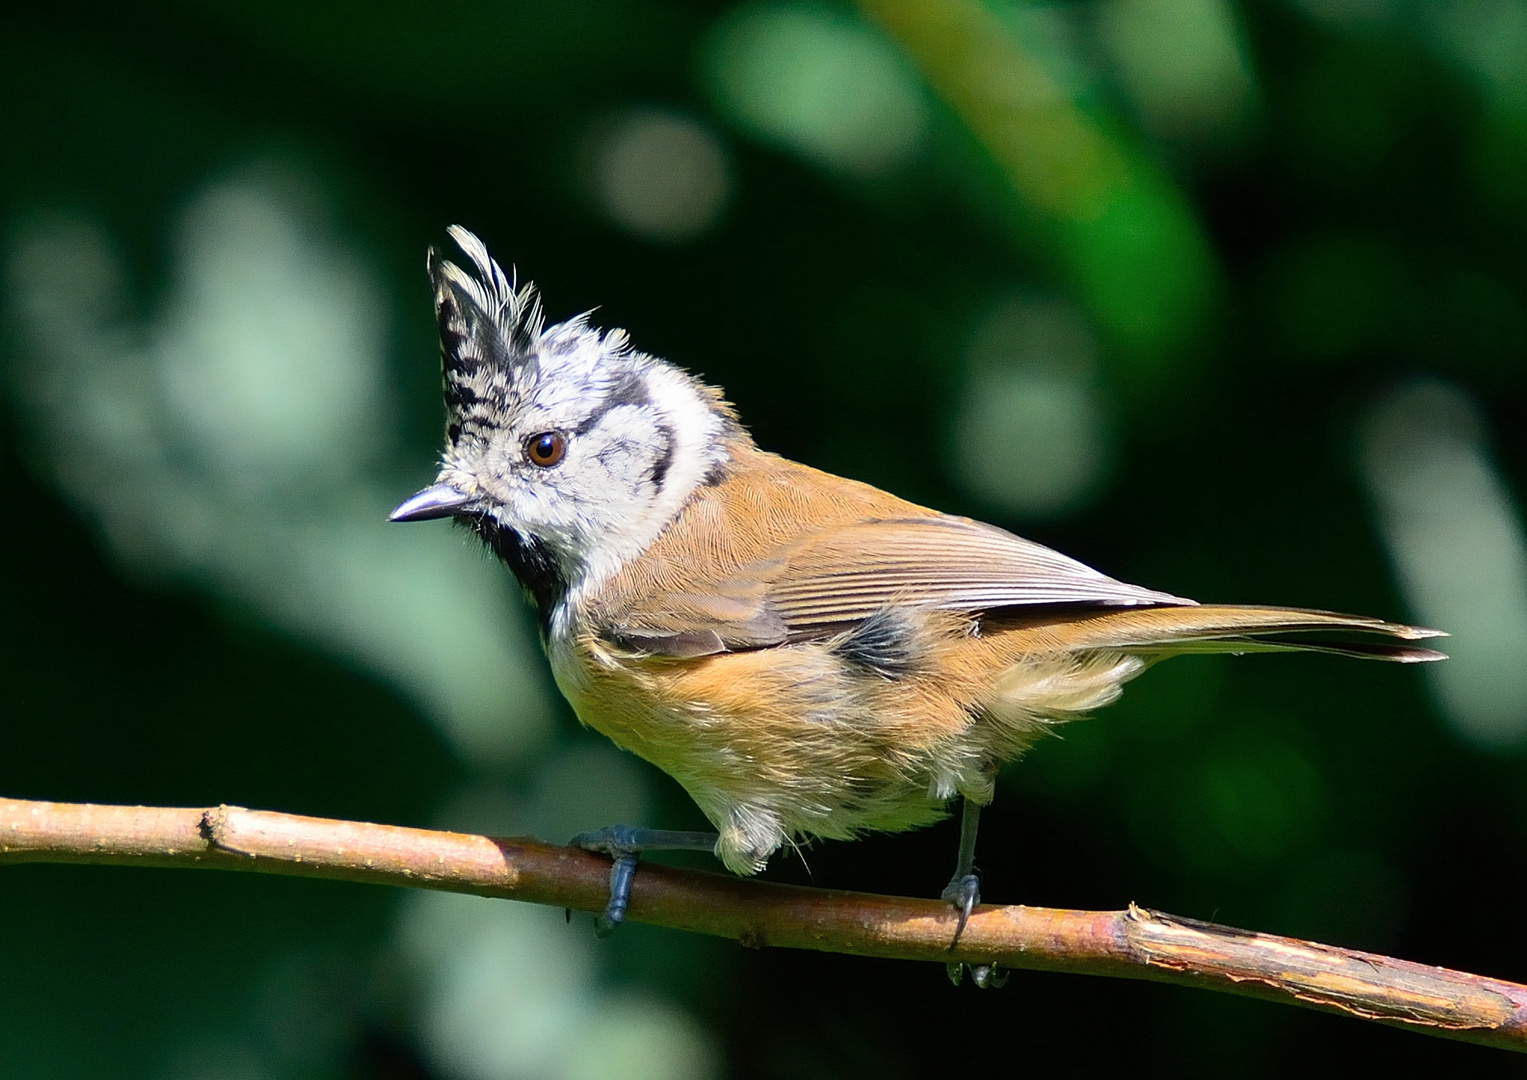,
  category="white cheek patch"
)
[591,445,644,492]
[586,407,662,487]
[565,377,728,597]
